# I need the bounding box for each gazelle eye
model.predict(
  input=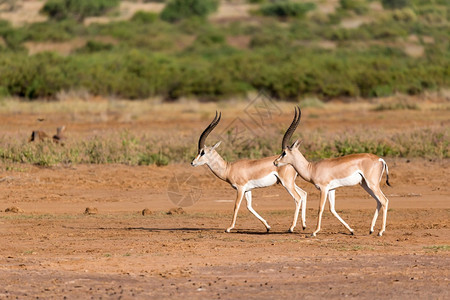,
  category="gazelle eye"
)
[282,151,286,157]
[200,150,205,156]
